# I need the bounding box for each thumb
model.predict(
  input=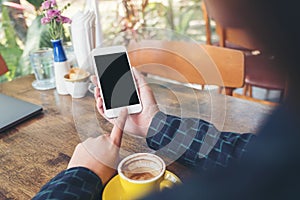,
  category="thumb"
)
[132,68,147,86]
[90,75,98,86]
[110,108,128,146]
